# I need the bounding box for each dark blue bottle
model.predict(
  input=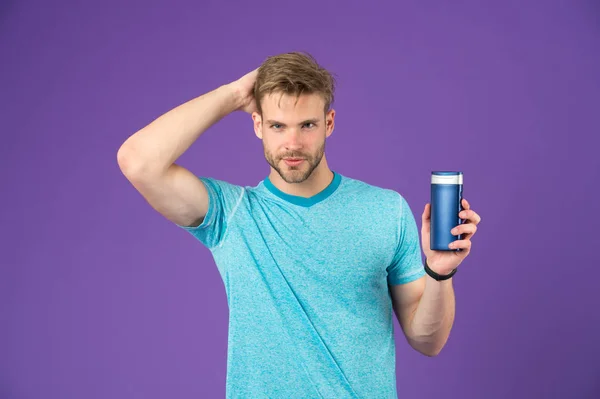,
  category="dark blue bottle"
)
[430,171,464,251]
